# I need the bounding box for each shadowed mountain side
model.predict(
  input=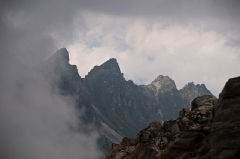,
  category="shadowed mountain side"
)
[104,76,240,159]
[143,75,190,118]
[85,58,164,138]
[35,48,213,154]
[180,82,214,106]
